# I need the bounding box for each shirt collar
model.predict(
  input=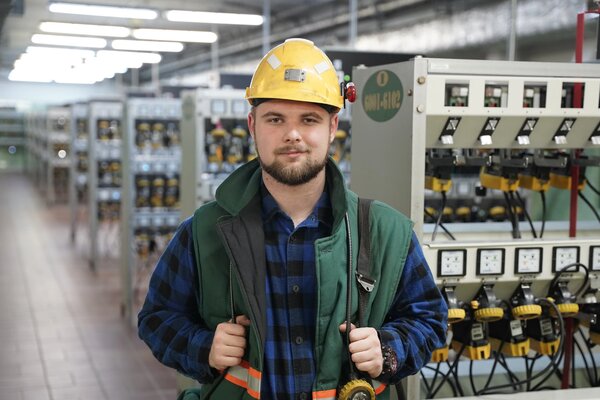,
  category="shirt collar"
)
[260,180,332,229]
